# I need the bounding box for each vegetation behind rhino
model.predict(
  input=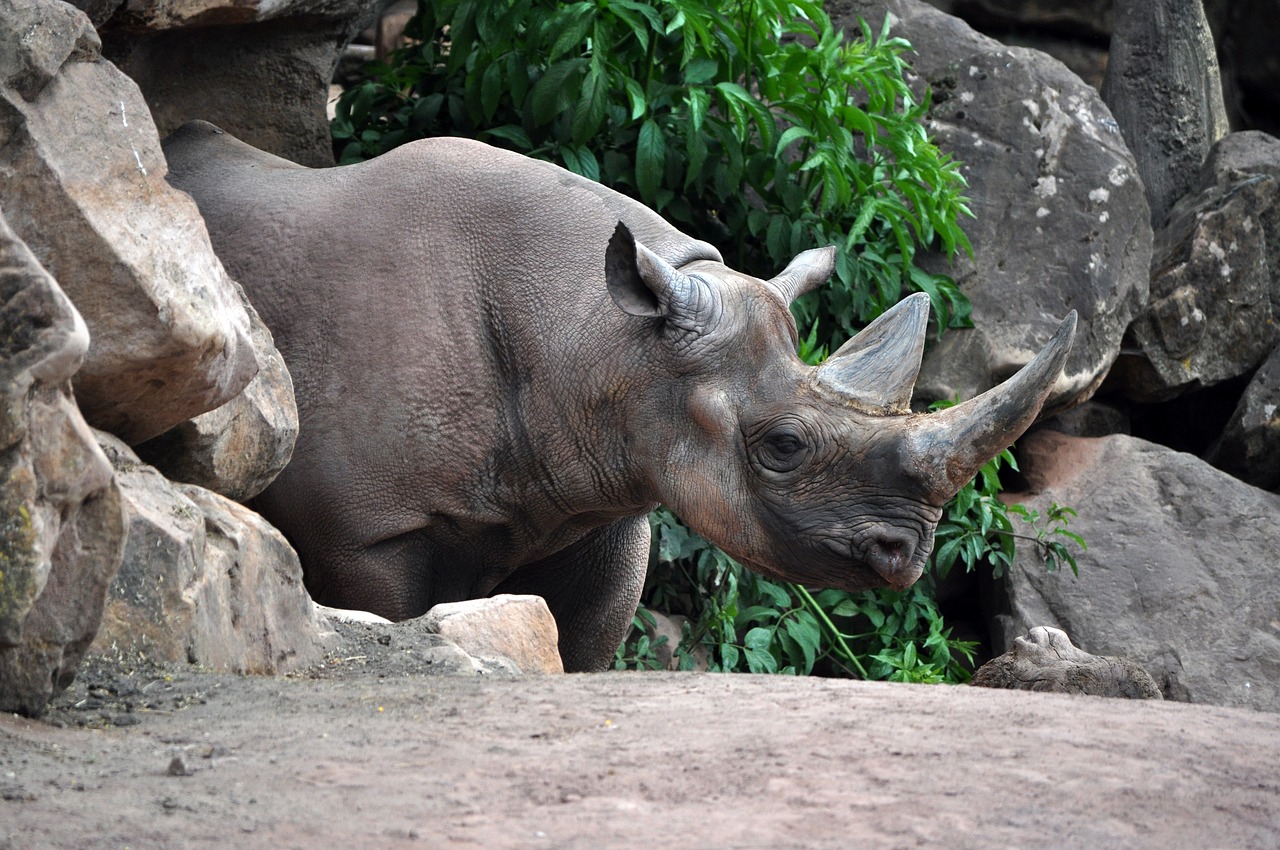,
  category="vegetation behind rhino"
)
[162,121,1076,672]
